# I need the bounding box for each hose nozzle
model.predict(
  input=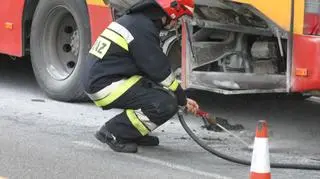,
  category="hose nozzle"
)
[196,109,217,125]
